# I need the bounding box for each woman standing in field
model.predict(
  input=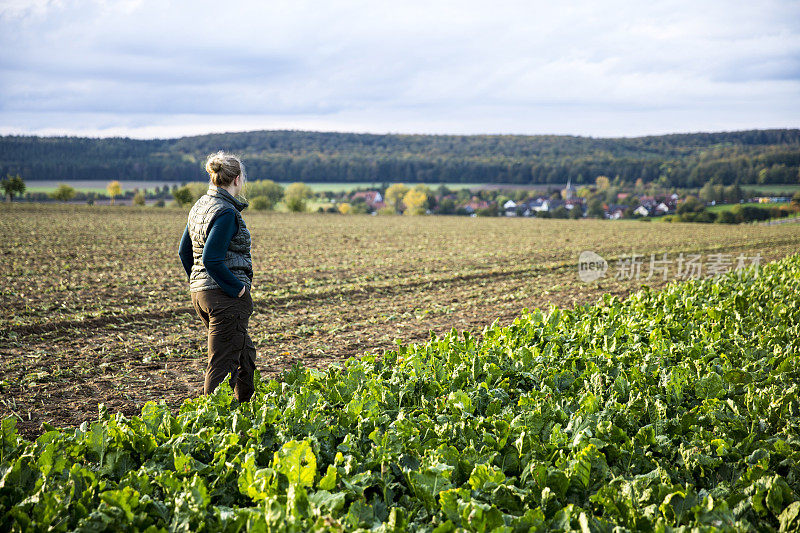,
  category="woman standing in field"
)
[178,151,257,402]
